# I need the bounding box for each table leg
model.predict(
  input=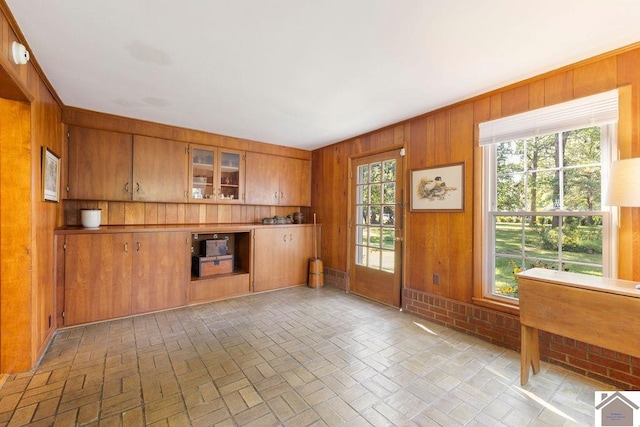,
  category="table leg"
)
[521,325,540,385]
